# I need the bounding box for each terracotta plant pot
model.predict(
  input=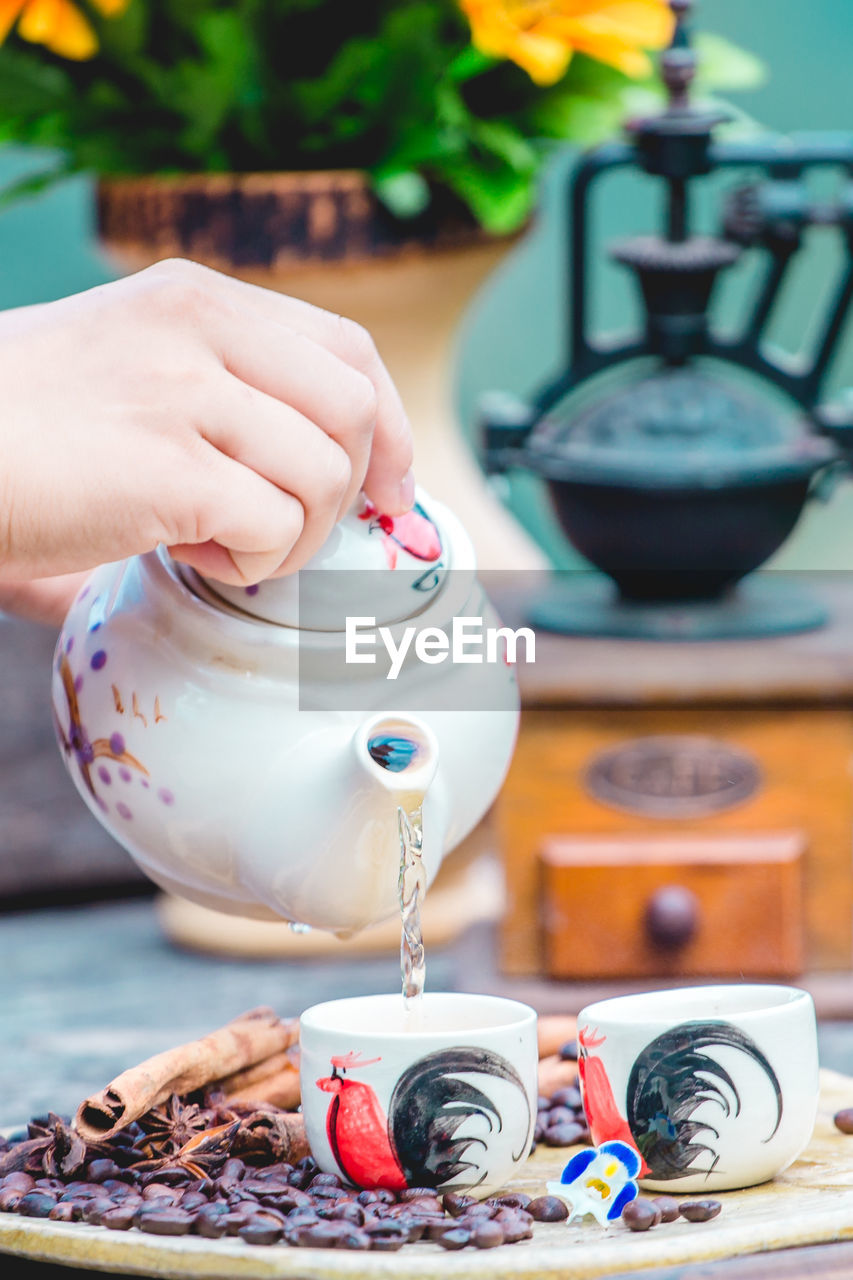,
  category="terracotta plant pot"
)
[98,170,543,570]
